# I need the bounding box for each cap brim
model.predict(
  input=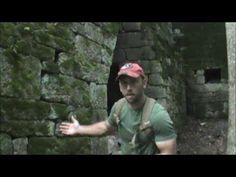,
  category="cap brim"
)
[116,72,140,81]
